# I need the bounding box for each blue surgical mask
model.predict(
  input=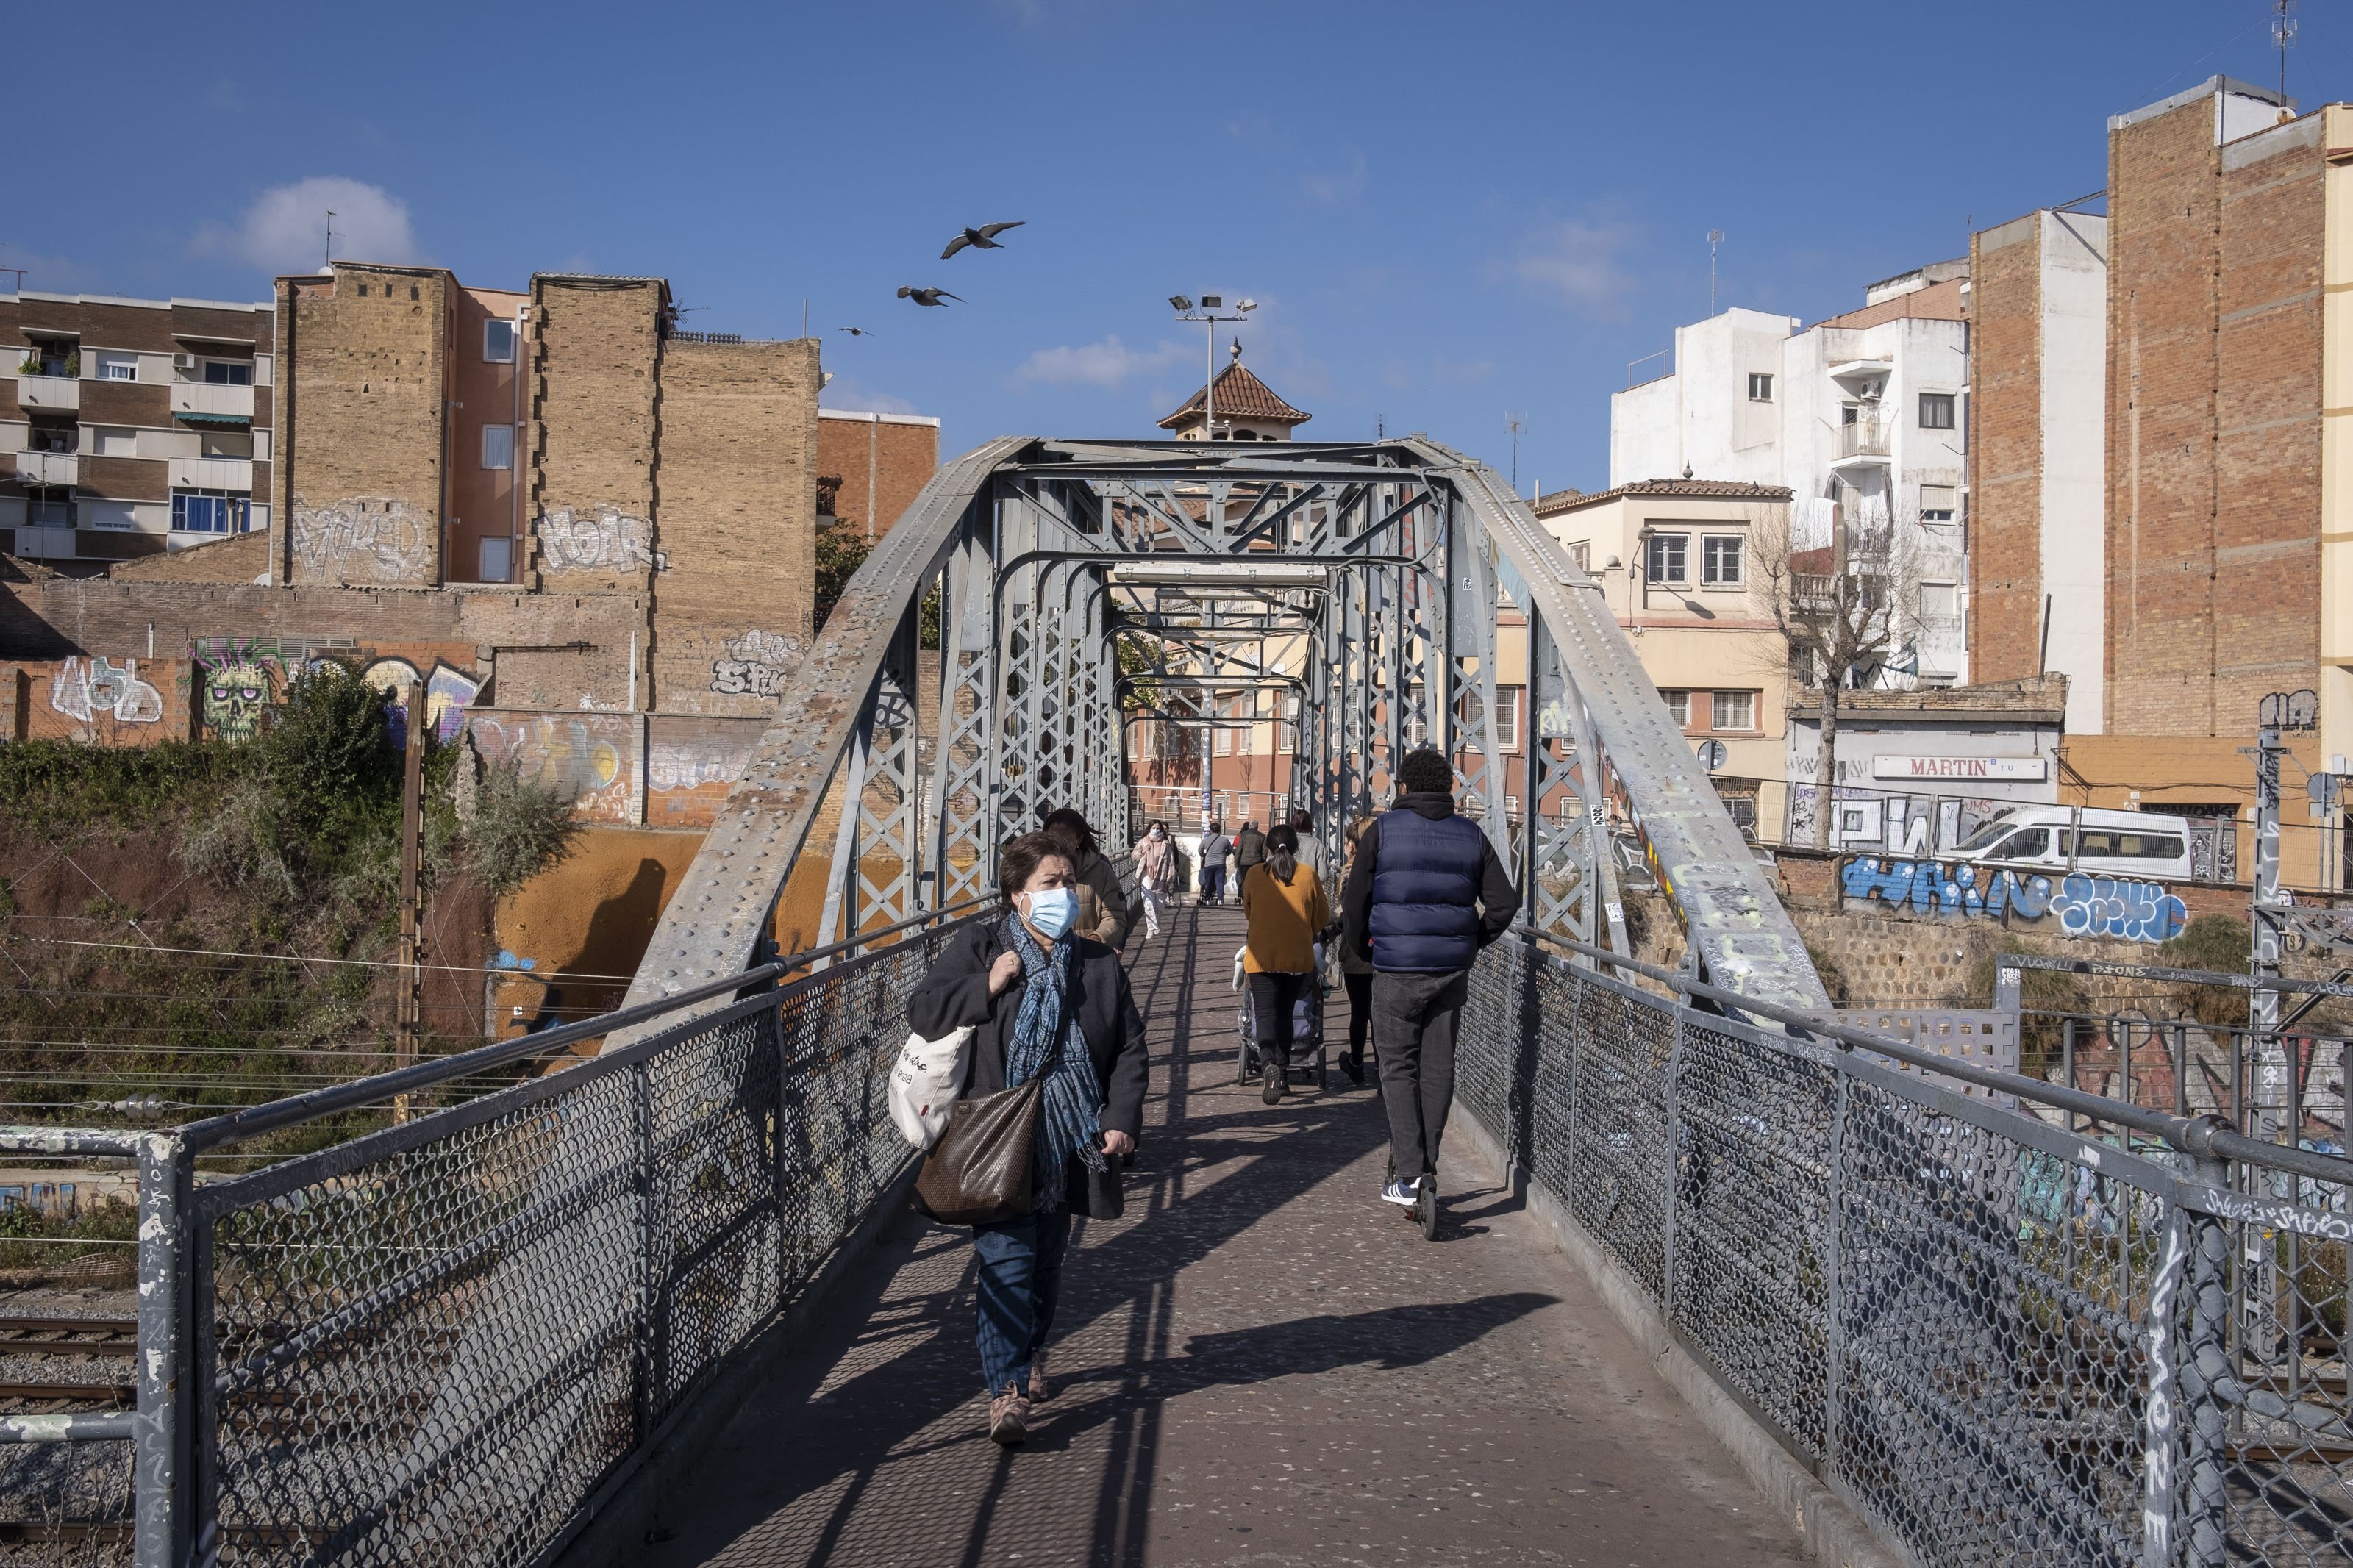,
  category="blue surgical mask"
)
[1024,887,1077,939]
